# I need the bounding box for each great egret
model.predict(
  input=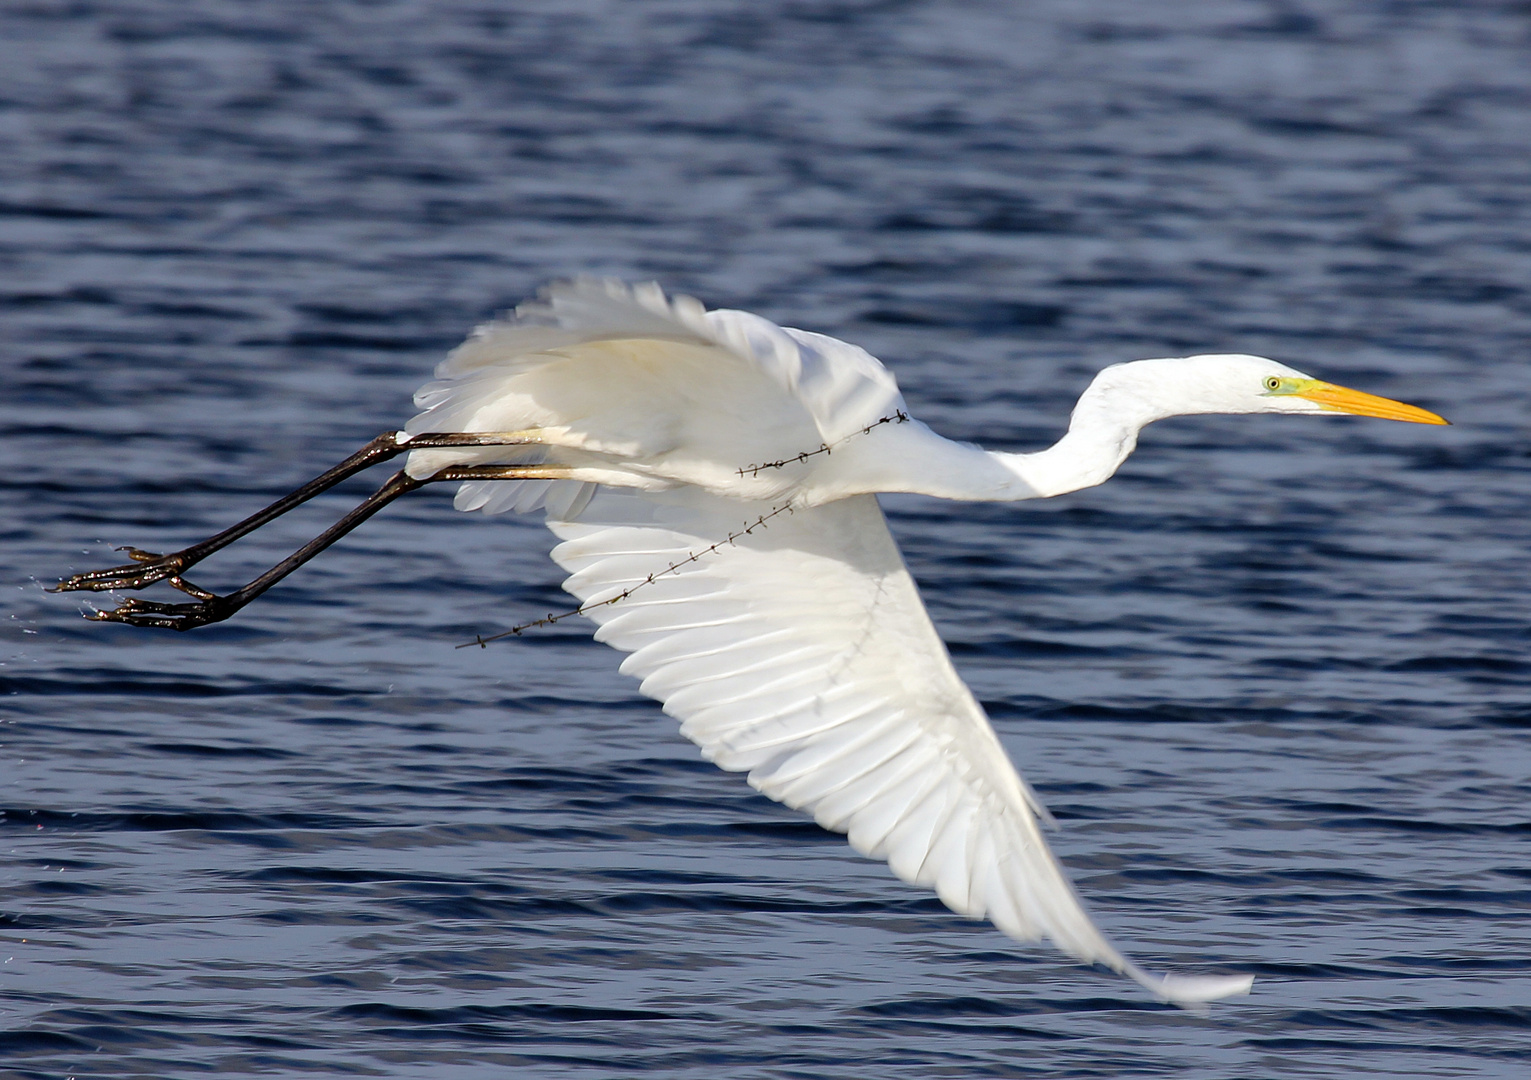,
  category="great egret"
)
[56,279,1447,1007]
